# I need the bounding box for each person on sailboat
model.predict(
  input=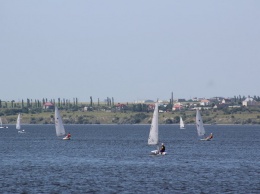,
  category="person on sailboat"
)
[159,143,165,154]
[66,132,71,139]
[206,133,213,140]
